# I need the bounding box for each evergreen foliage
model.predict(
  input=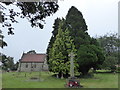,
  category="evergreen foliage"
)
[47,6,105,76]
[77,45,105,75]
[66,6,87,32]
[65,6,105,75]
[48,21,76,78]
[47,18,62,63]
[65,6,91,50]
